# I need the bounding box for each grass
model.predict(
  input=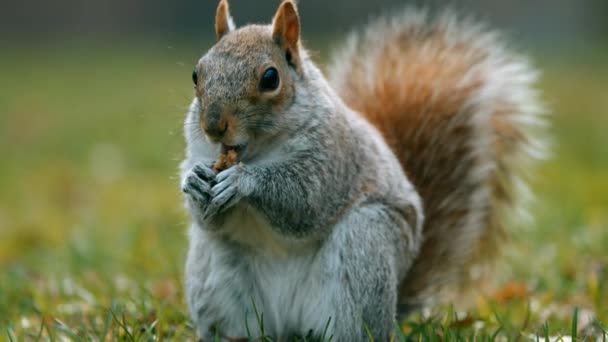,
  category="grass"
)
[0,40,607,340]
